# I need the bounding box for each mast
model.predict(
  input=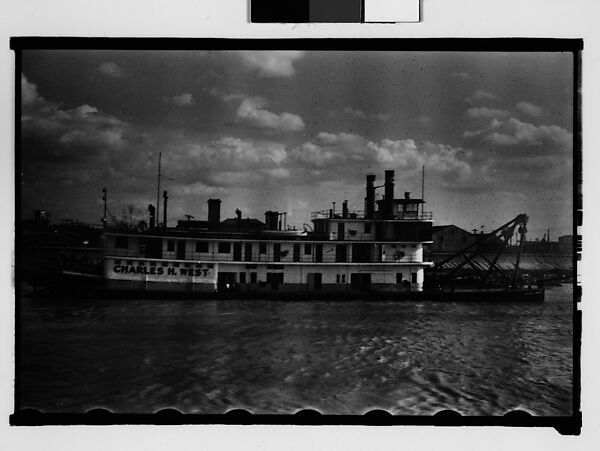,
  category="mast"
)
[421,165,425,214]
[156,152,161,228]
